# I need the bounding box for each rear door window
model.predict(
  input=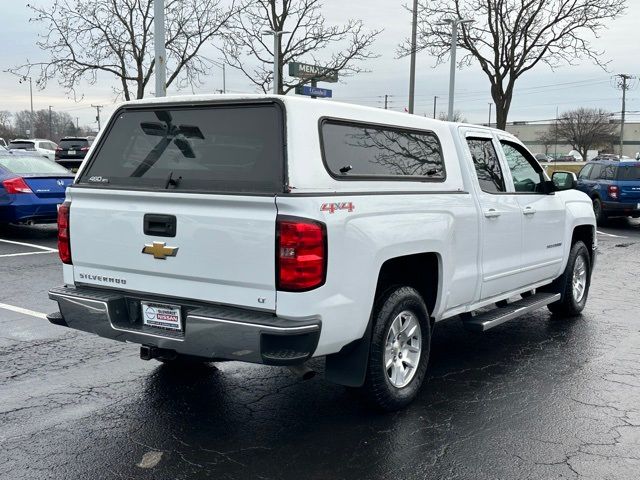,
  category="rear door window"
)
[602,165,616,180]
[78,102,285,194]
[467,138,506,193]
[321,120,445,180]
